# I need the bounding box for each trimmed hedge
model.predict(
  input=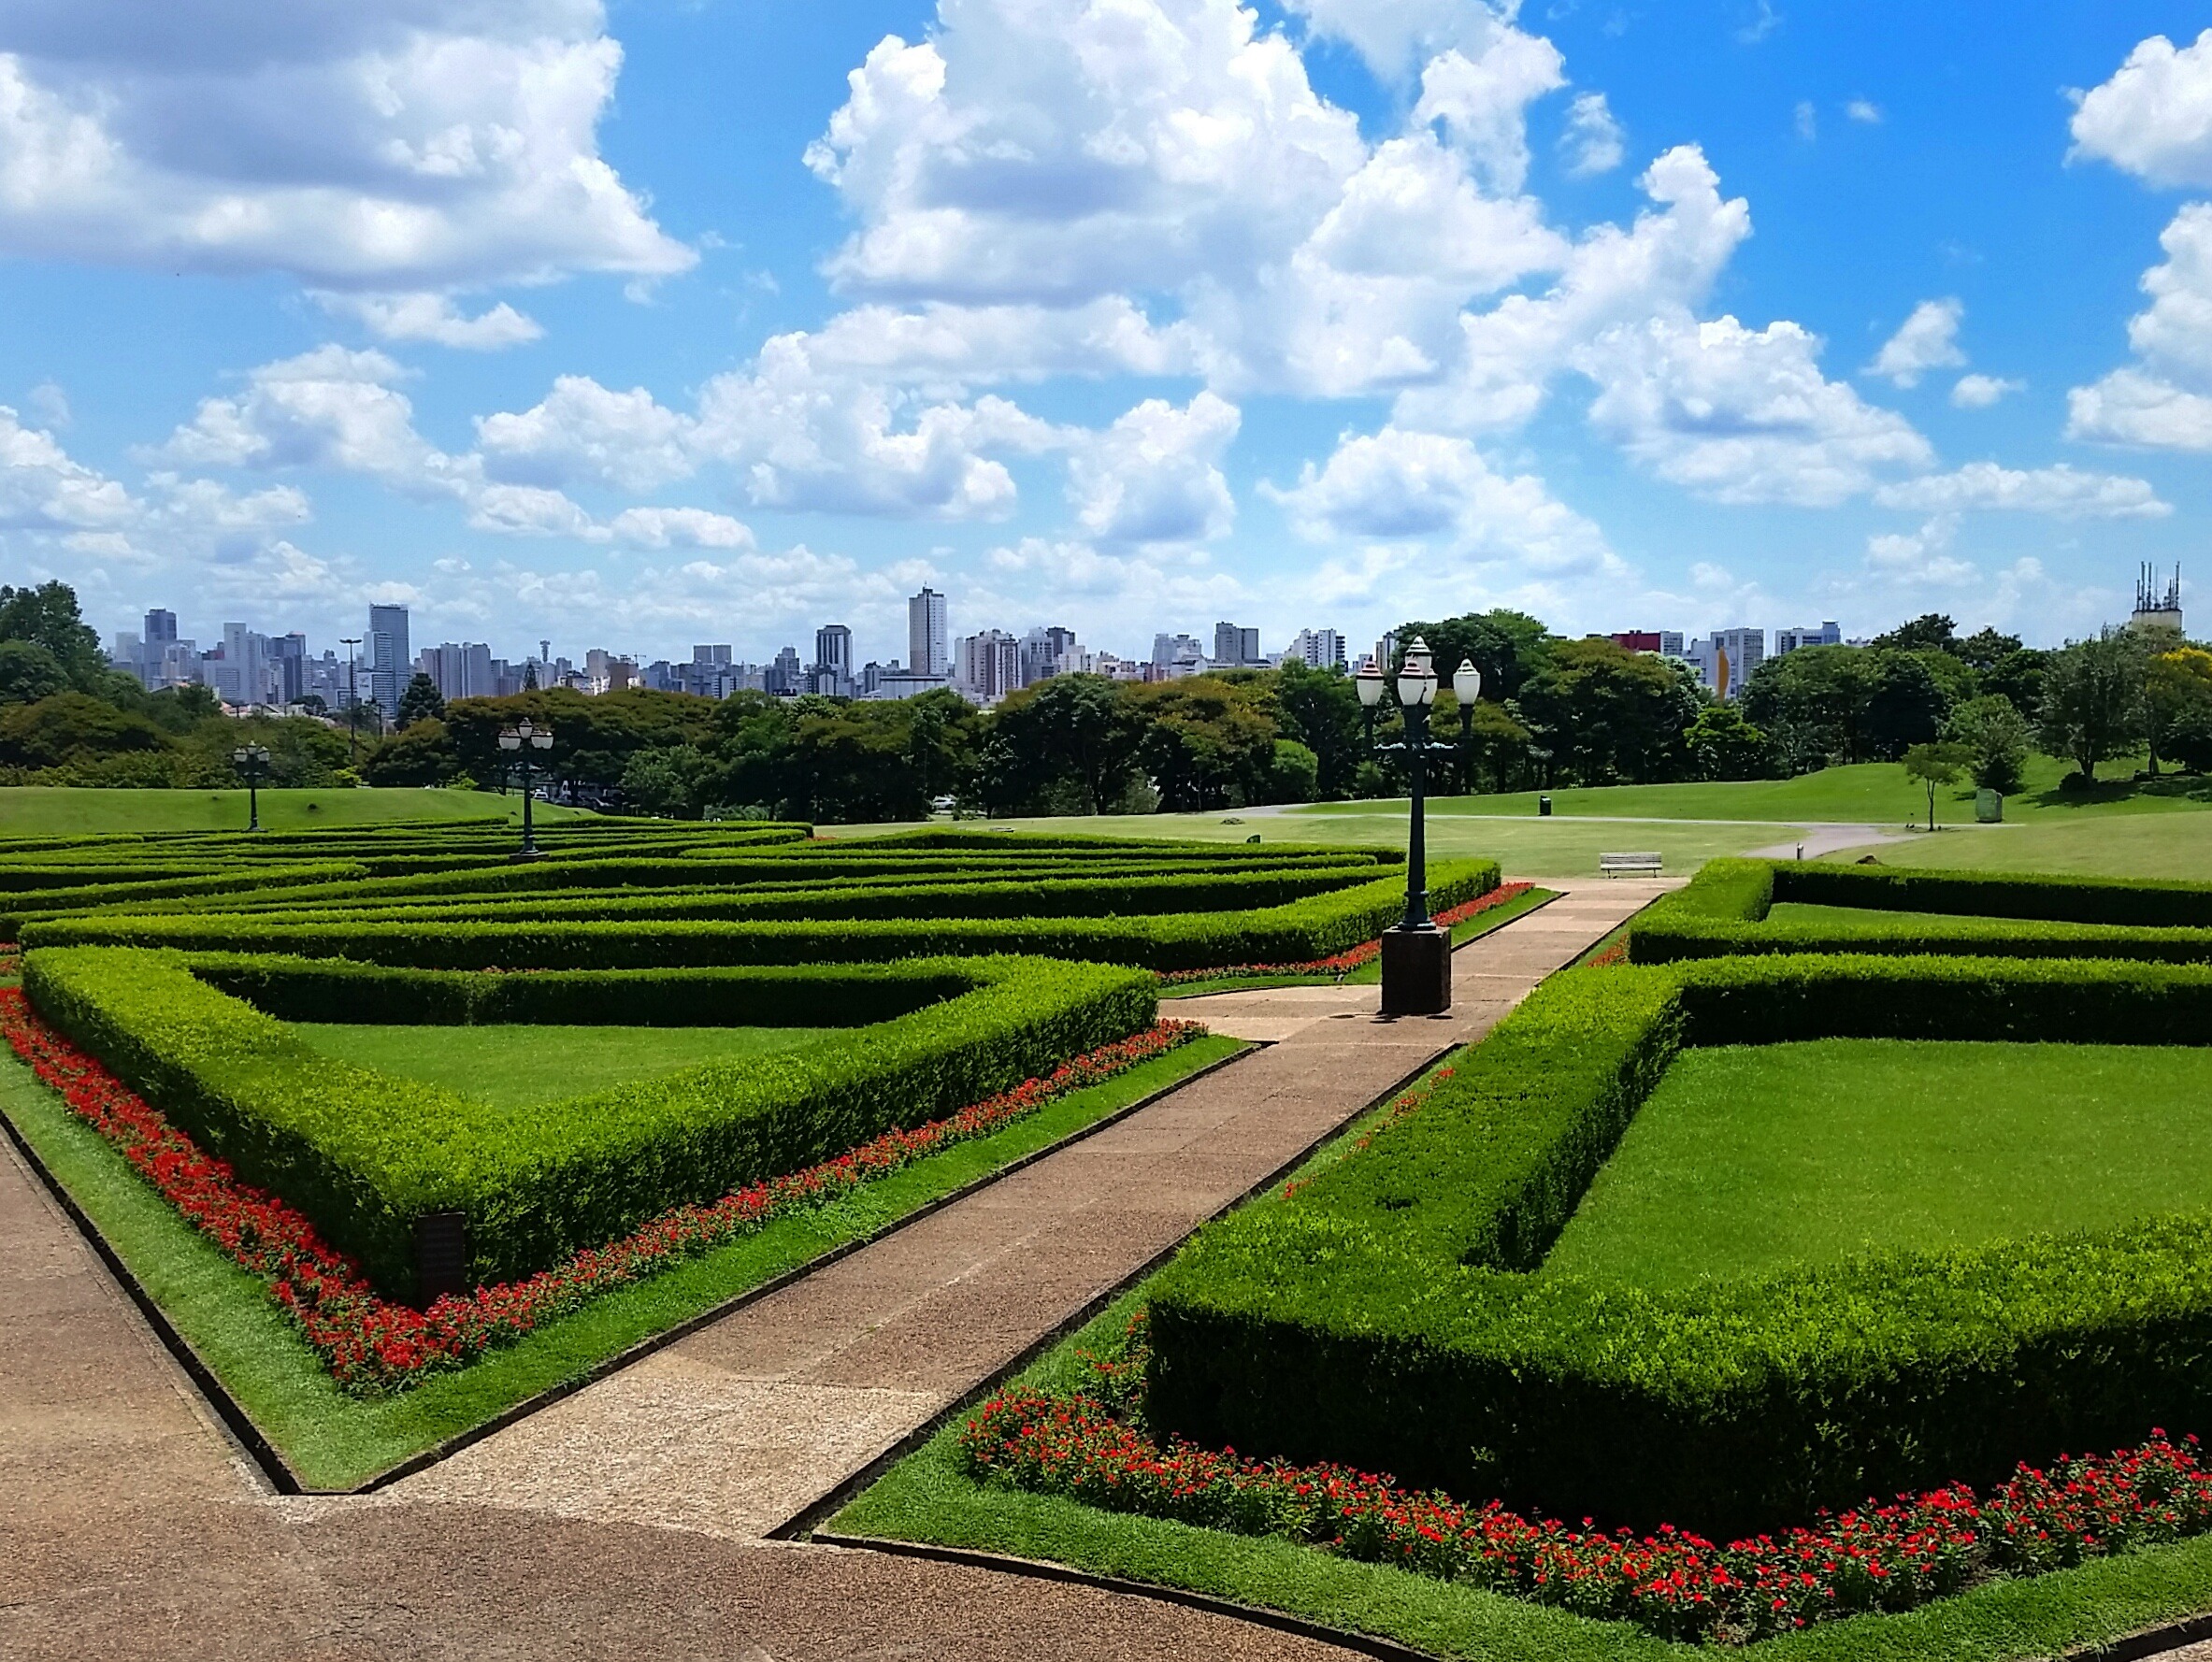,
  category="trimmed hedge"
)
[25,945,1156,1299]
[1146,953,2212,1539]
[1631,859,2212,964]
[23,860,1501,972]
[0,862,370,939]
